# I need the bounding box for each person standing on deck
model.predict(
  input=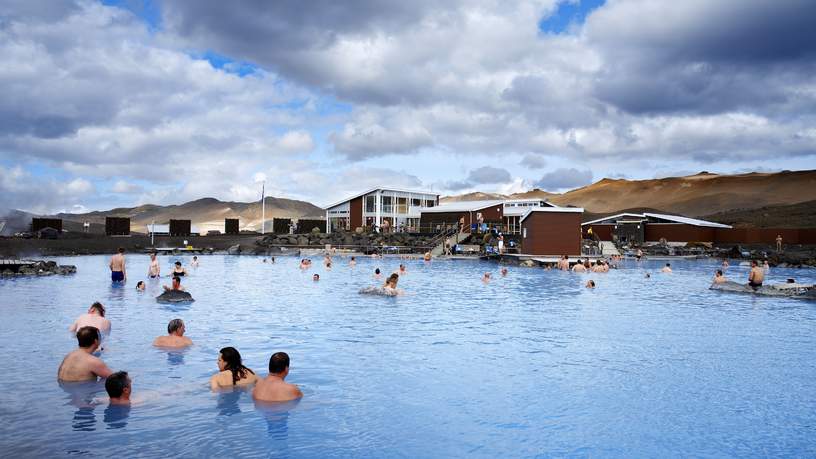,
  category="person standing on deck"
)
[776,234,783,252]
[110,247,126,282]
